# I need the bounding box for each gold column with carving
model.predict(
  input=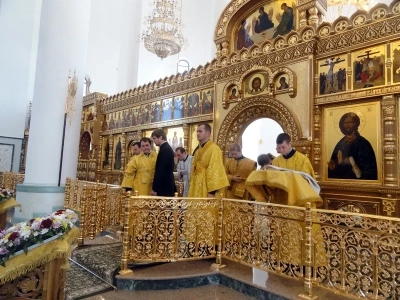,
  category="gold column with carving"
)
[107,136,114,184]
[120,133,126,185]
[97,136,103,172]
[386,43,392,85]
[221,41,229,57]
[299,10,307,28]
[308,7,319,27]
[381,96,397,187]
[182,124,190,150]
[313,106,322,181]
